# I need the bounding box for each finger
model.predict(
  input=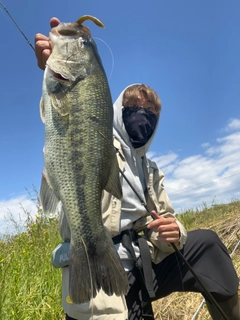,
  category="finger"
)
[35,45,50,70]
[147,210,163,229]
[150,211,176,224]
[50,17,61,28]
[157,235,179,243]
[35,39,52,70]
[148,217,176,230]
[35,33,49,44]
[157,229,180,241]
[41,49,51,69]
[156,218,176,225]
[153,226,179,237]
[151,210,160,220]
